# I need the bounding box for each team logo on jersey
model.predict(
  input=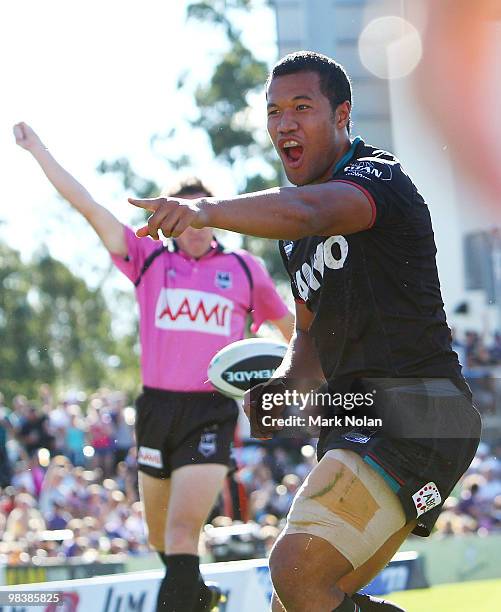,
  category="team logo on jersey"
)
[294,235,349,301]
[343,158,394,182]
[198,430,218,457]
[412,482,441,517]
[155,288,233,336]
[215,270,232,289]
[343,431,372,444]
